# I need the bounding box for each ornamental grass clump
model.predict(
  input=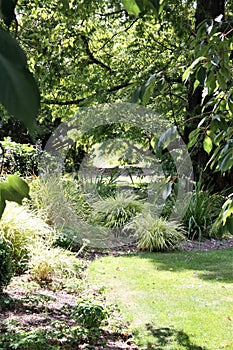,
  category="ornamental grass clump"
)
[91,192,144,229]
[0,203,54,274]
[127,211,186,252]
[28,241,84,287]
